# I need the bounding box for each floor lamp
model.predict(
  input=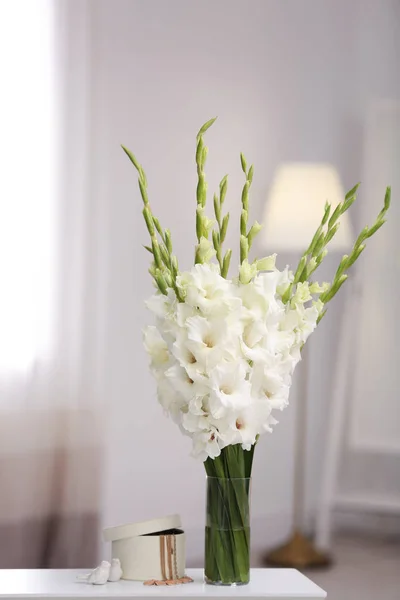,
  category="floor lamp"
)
[261,163,354,568]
